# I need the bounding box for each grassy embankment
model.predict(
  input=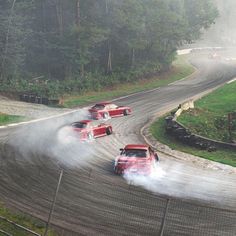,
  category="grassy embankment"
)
[0,202,56,236]
[150,81,236,167]
[0,113,25,126]
[63,55,195,107]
